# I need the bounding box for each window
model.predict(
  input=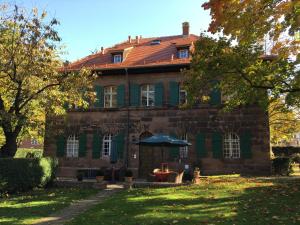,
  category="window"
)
[180,133,188,159]
[31,138,38,145]
[66,134,79,158]
[150,40,161,45]
[113,54,122,63]
[223,133,240,159]
[178,49,189,59]
[141,84,155,107]
[104,86,117,108]
[102,134,113,157]
[179,85,187,105]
